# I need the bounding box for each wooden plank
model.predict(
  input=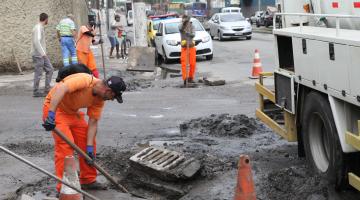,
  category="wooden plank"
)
[345,131,360,151]
[349,173,360,192]
[284,112,297,142]
[260,72,274,77]
[256,109,290,141]
[255,82,275,103]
